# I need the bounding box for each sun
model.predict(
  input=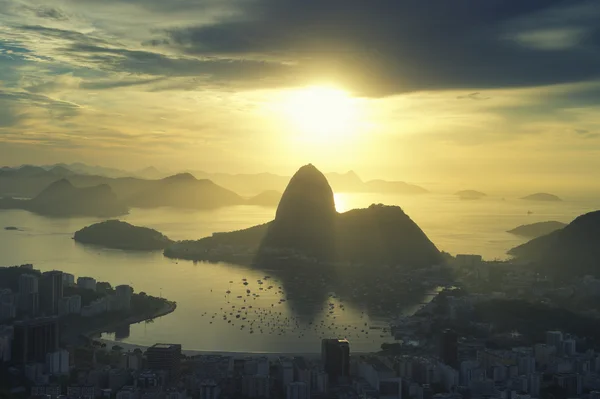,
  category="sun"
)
[280,85,360,143]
